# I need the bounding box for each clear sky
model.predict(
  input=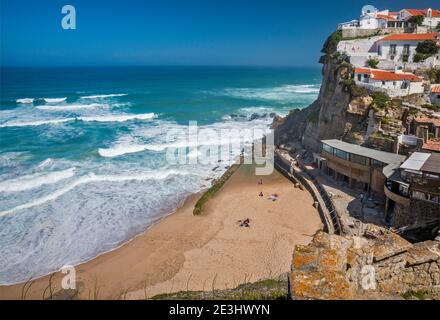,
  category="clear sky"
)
[1,0,439,67]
